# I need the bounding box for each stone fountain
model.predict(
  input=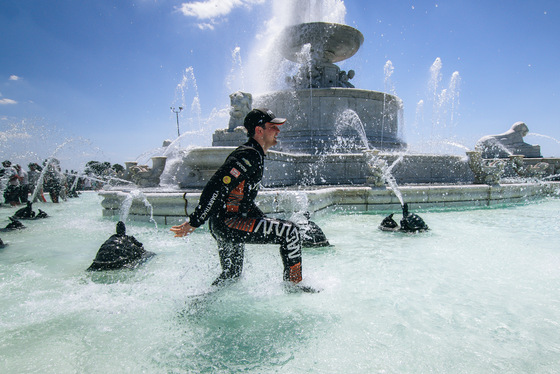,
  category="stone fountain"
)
[214,22,404,153]
[173,22,472,189]
[100,22,560,223]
